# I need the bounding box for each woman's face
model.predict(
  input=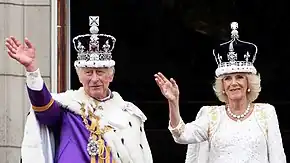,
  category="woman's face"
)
[222,73,248,101]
